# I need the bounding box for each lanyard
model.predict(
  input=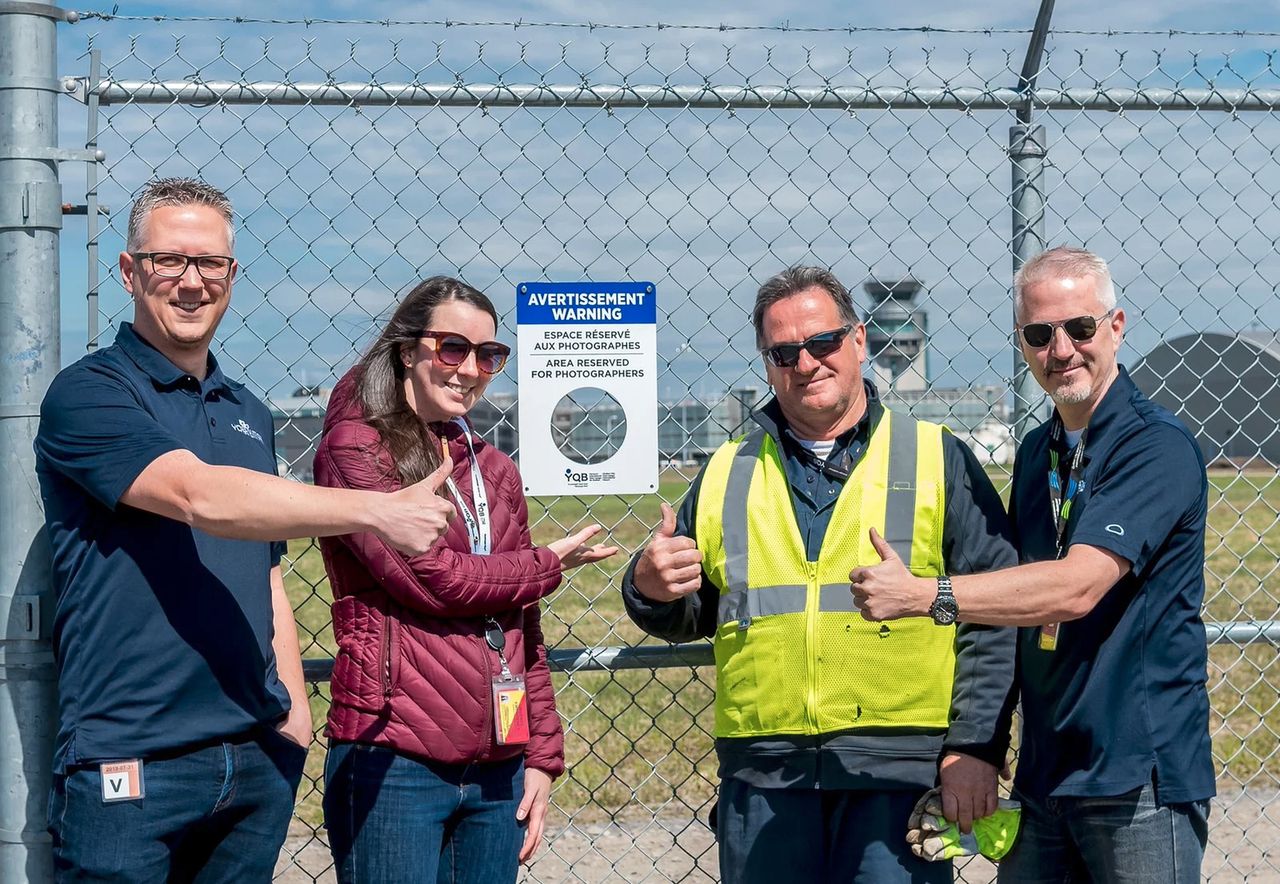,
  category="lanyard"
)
[1046,416,1088,560]
[443,417,491,556]
[1040,416,1087,651]
[440,420,510,676]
